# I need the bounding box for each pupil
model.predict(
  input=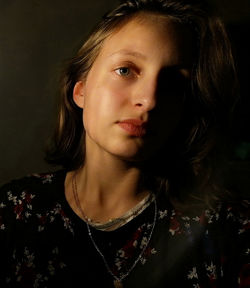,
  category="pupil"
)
[120,68,129,75]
